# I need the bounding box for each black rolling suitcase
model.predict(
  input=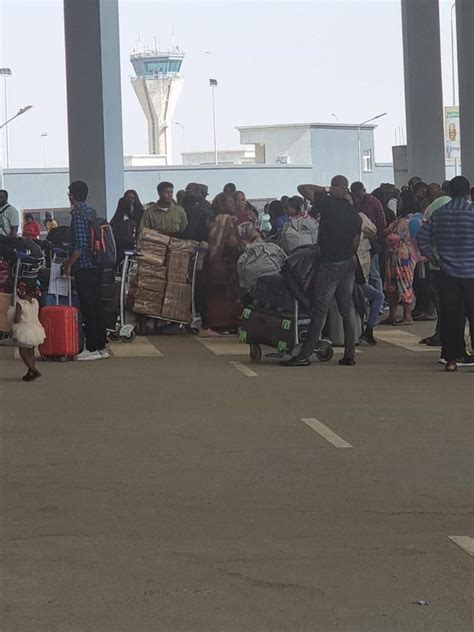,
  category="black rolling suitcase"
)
[253,274,295,313]
[239,306,296,353]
